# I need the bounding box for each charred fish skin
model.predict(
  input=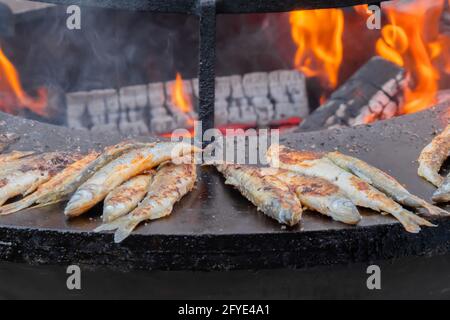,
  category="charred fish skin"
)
[433,173,450,203]
[418,124,450,187]
[274,169,361,225]
[327,151,448,216]
[103,172,155,223]
[0,152,81,207]
[217,164,303,227]
[95,163,197,243]
[267,144,434,233]
[65,142,199,218]
[0,152,100,215]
